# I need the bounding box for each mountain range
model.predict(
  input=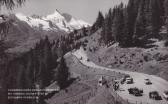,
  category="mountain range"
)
[15,9,91,32]
[3,10,91,53]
